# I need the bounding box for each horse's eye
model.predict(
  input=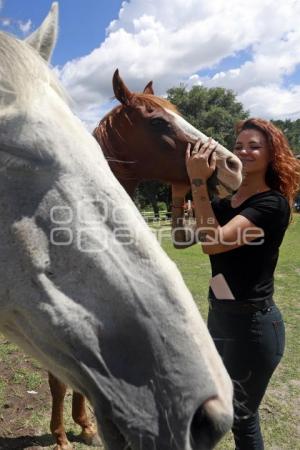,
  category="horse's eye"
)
[149,118,169,130]
[0,144,52,173]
